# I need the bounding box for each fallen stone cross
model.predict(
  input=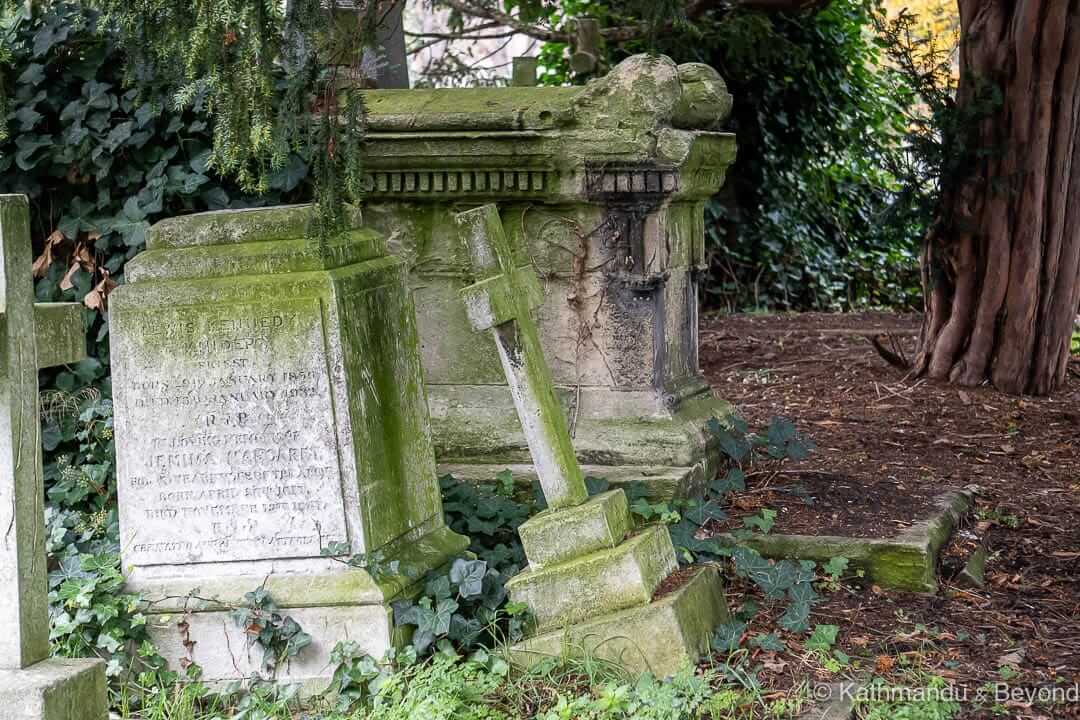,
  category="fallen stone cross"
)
[456,203,729,677]
[0,195,106,719]
[109,205,468,689]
